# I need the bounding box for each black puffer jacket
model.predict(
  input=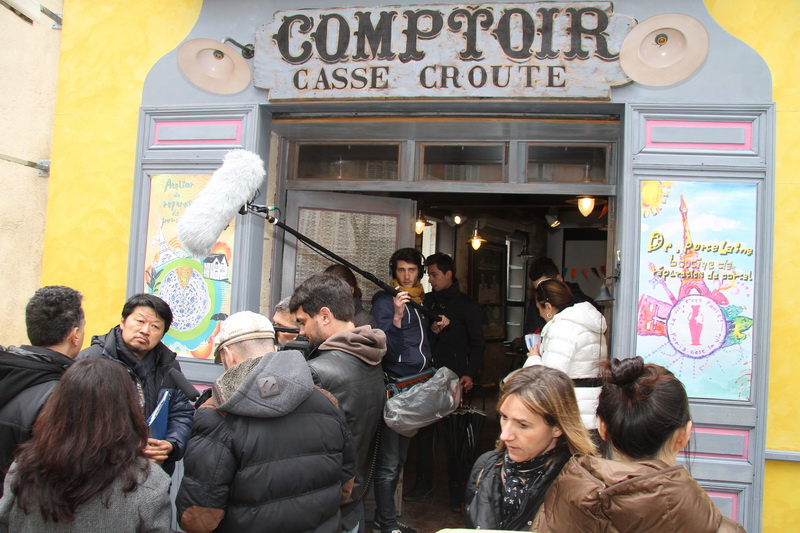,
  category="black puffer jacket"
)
[308,326,386,530]
[177,350,356,533]
[78,327,194,475]
[0,346,73,494]
[424,281,485,378]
